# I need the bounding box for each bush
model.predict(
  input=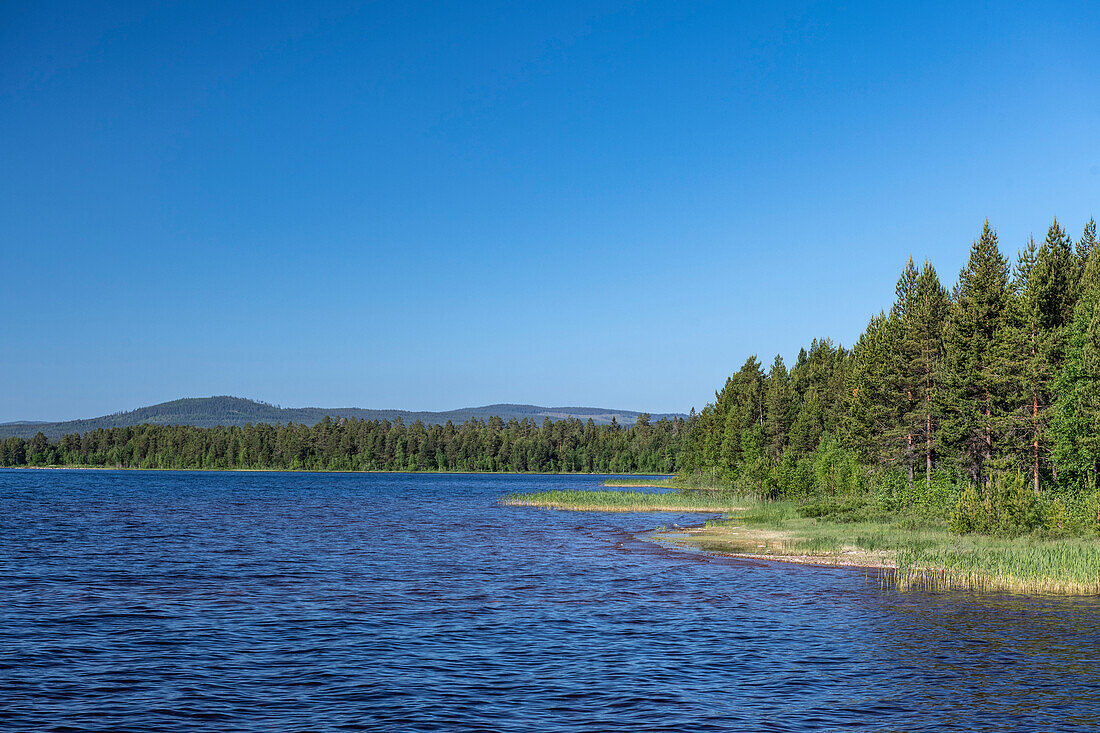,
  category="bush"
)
[949,473,1043,536]
[798,497,871,523]
[809,435,865,496]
